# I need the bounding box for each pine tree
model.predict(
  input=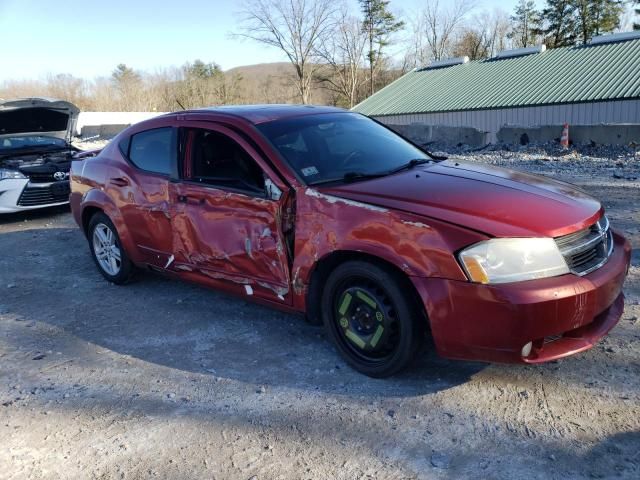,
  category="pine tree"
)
[575,0,624,44]
[111,64,140,86]
[539,0,577,48]
[509,0,541,48]
[359,0,404,96]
